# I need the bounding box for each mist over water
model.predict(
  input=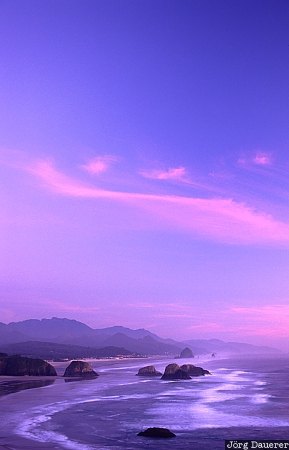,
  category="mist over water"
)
[0,355,289,449]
